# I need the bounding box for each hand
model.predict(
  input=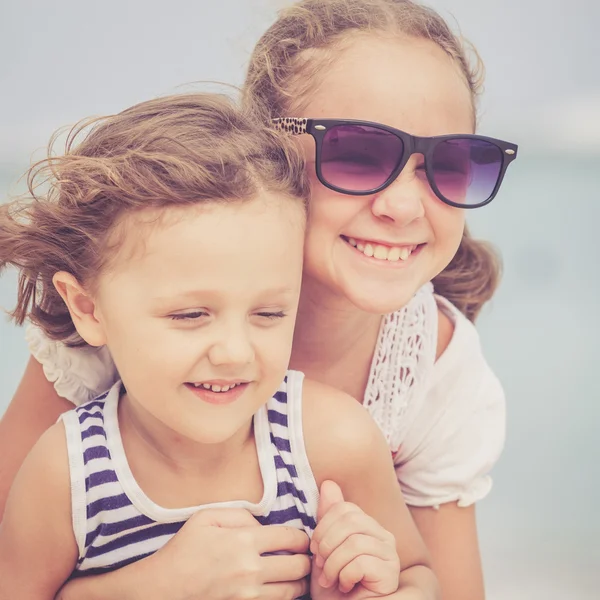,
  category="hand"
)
[156,508,311,599]
[310,481,400,599]
[58,508,310,600]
